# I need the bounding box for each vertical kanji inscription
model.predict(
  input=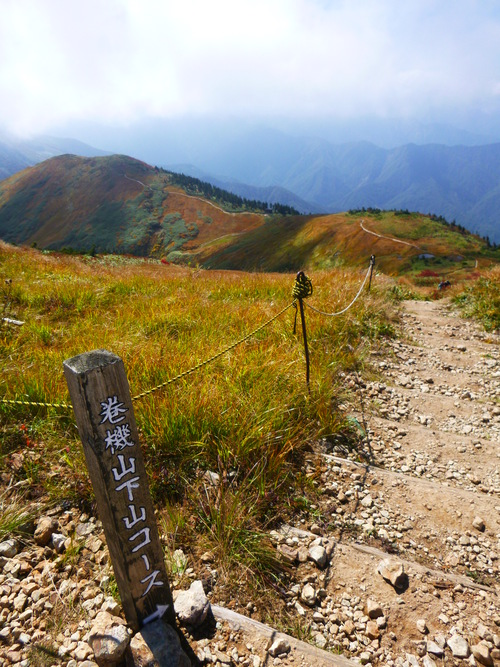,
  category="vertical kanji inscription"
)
[63,350,174,630]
